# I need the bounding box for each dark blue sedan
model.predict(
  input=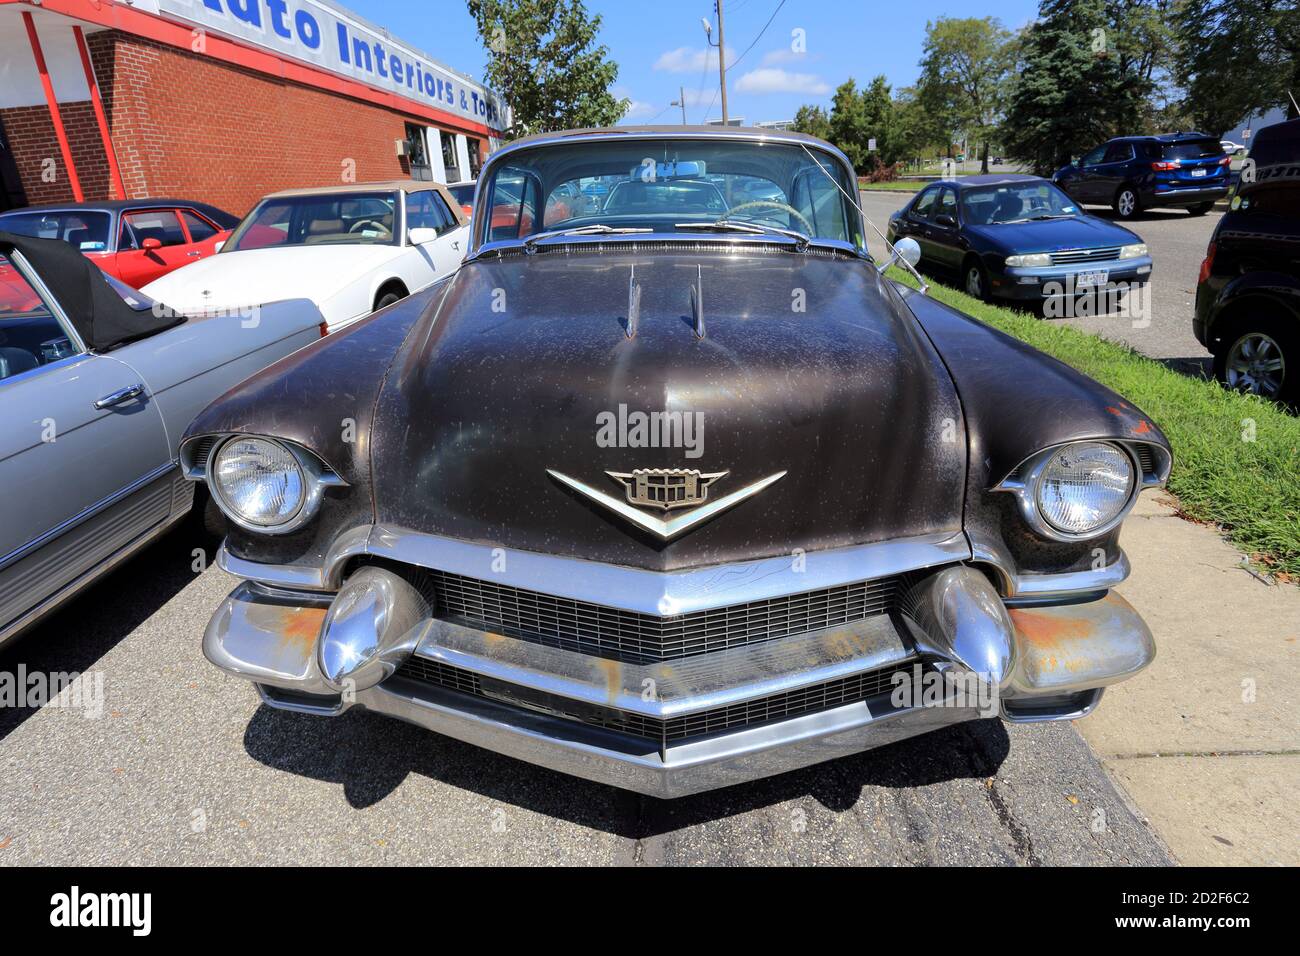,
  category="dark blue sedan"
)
[886,175,1153,304]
